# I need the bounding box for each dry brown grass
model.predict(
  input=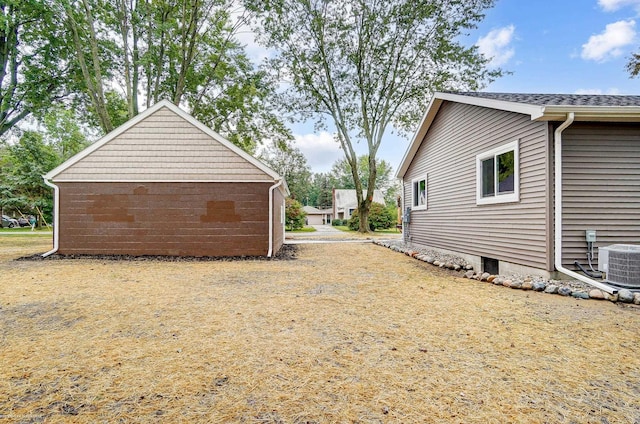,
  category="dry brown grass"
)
[1,234,639,423]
